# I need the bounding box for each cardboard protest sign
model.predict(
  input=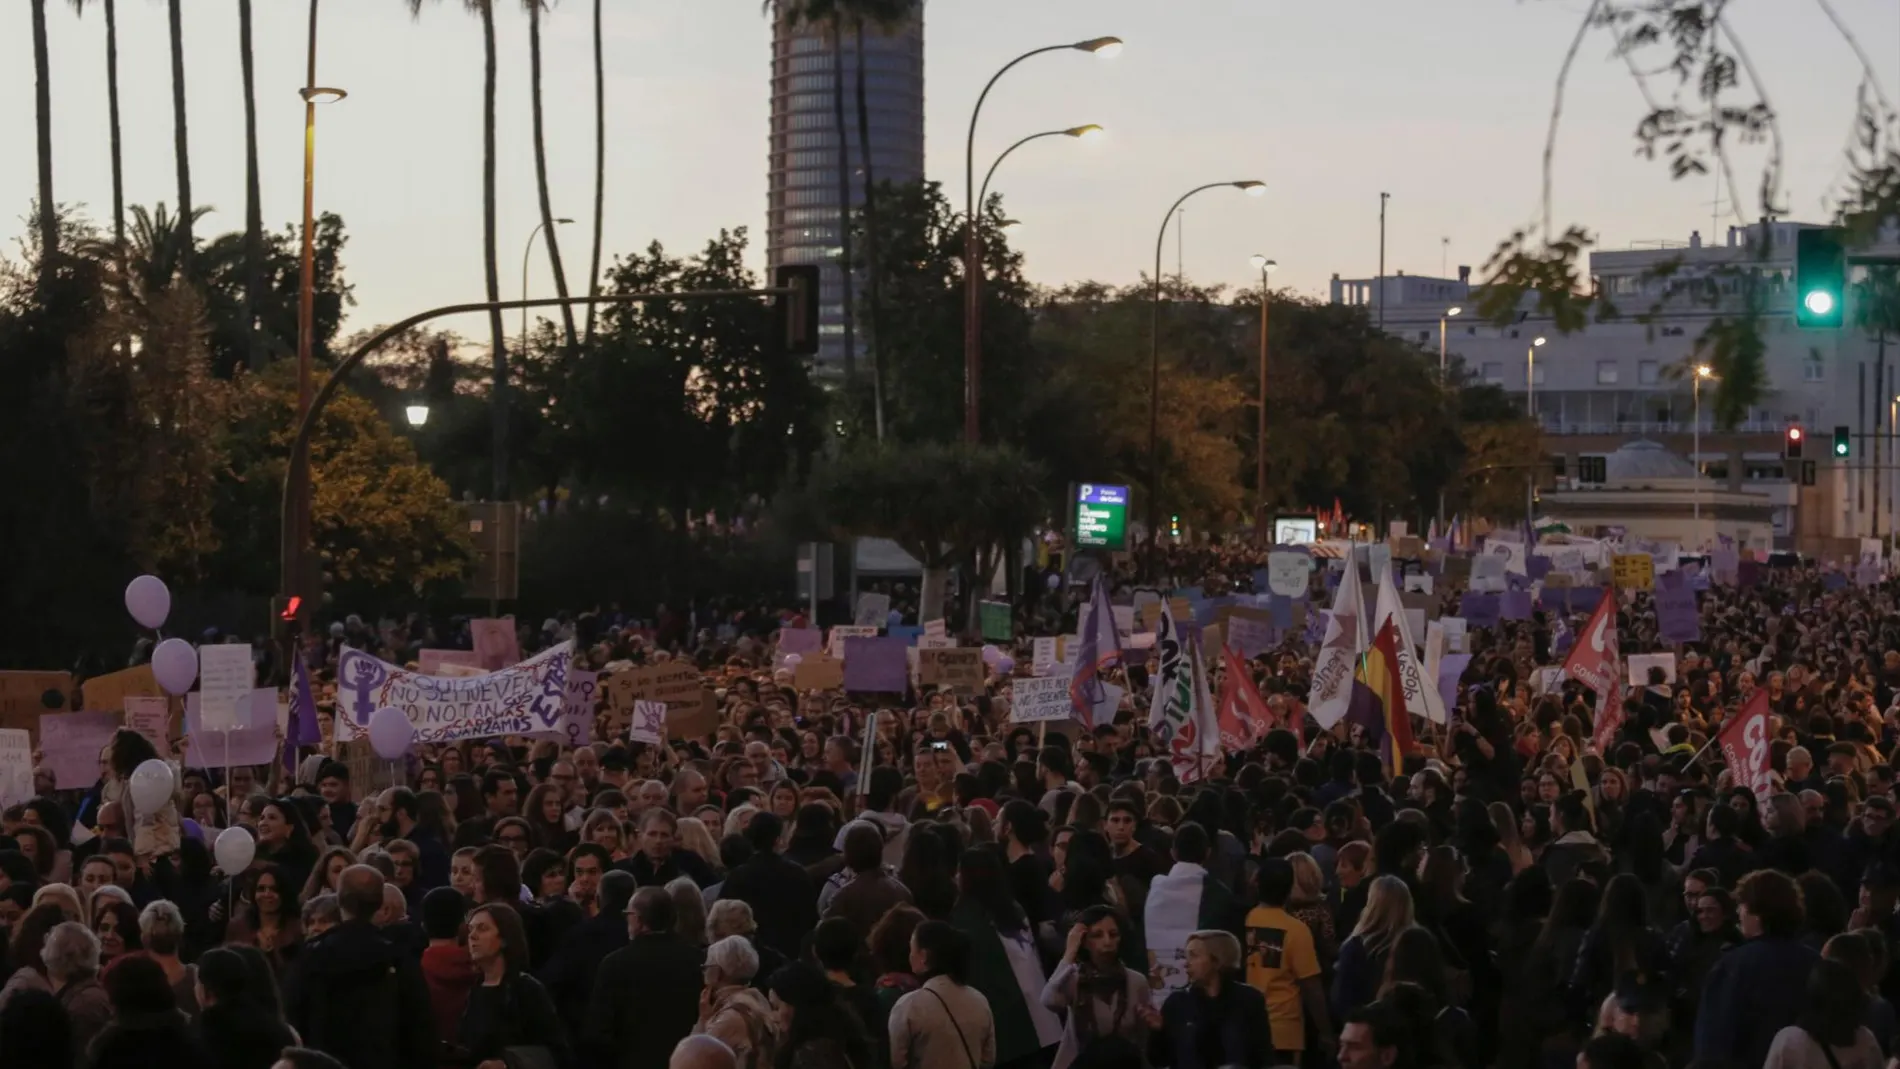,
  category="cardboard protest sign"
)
[793,656,845,692]
[1394,535,1424,560]
[337,642,574,744]
[842,637,910,693]
[0,729,31,806]
[0,671,73,738]
[123,696,171,754]
[471,618,521,671]
[80,665,160,712]
[1612,554,1655,590]
[197,643,256,732]
[919,648,983,693]
[629,700,667,745]
[418,649,483,675]
[923,618,947,639]
[186,689,280,767]
[1400,590,1438,621]
[39,710,118,790]
[854,592,892,628]
[1010,675,1072,723]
